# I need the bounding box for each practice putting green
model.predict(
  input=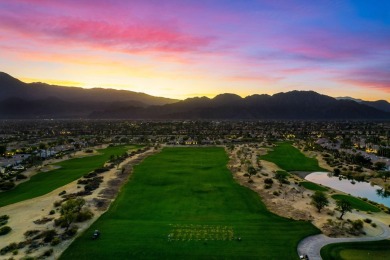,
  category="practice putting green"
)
[0,145,138,208]
[261,142,325,172]
[321,240,390,260]
[61,147,319,259]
